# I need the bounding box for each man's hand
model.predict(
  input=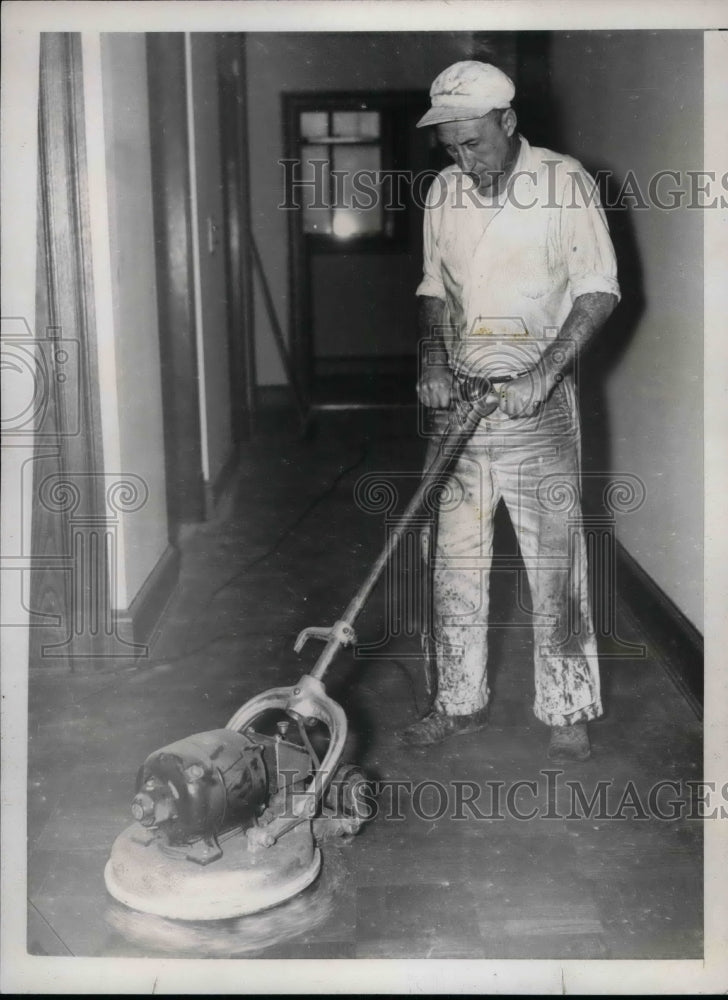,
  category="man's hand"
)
[498,368,558,419]
[417,363,453,409]
[497,292,618,418]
